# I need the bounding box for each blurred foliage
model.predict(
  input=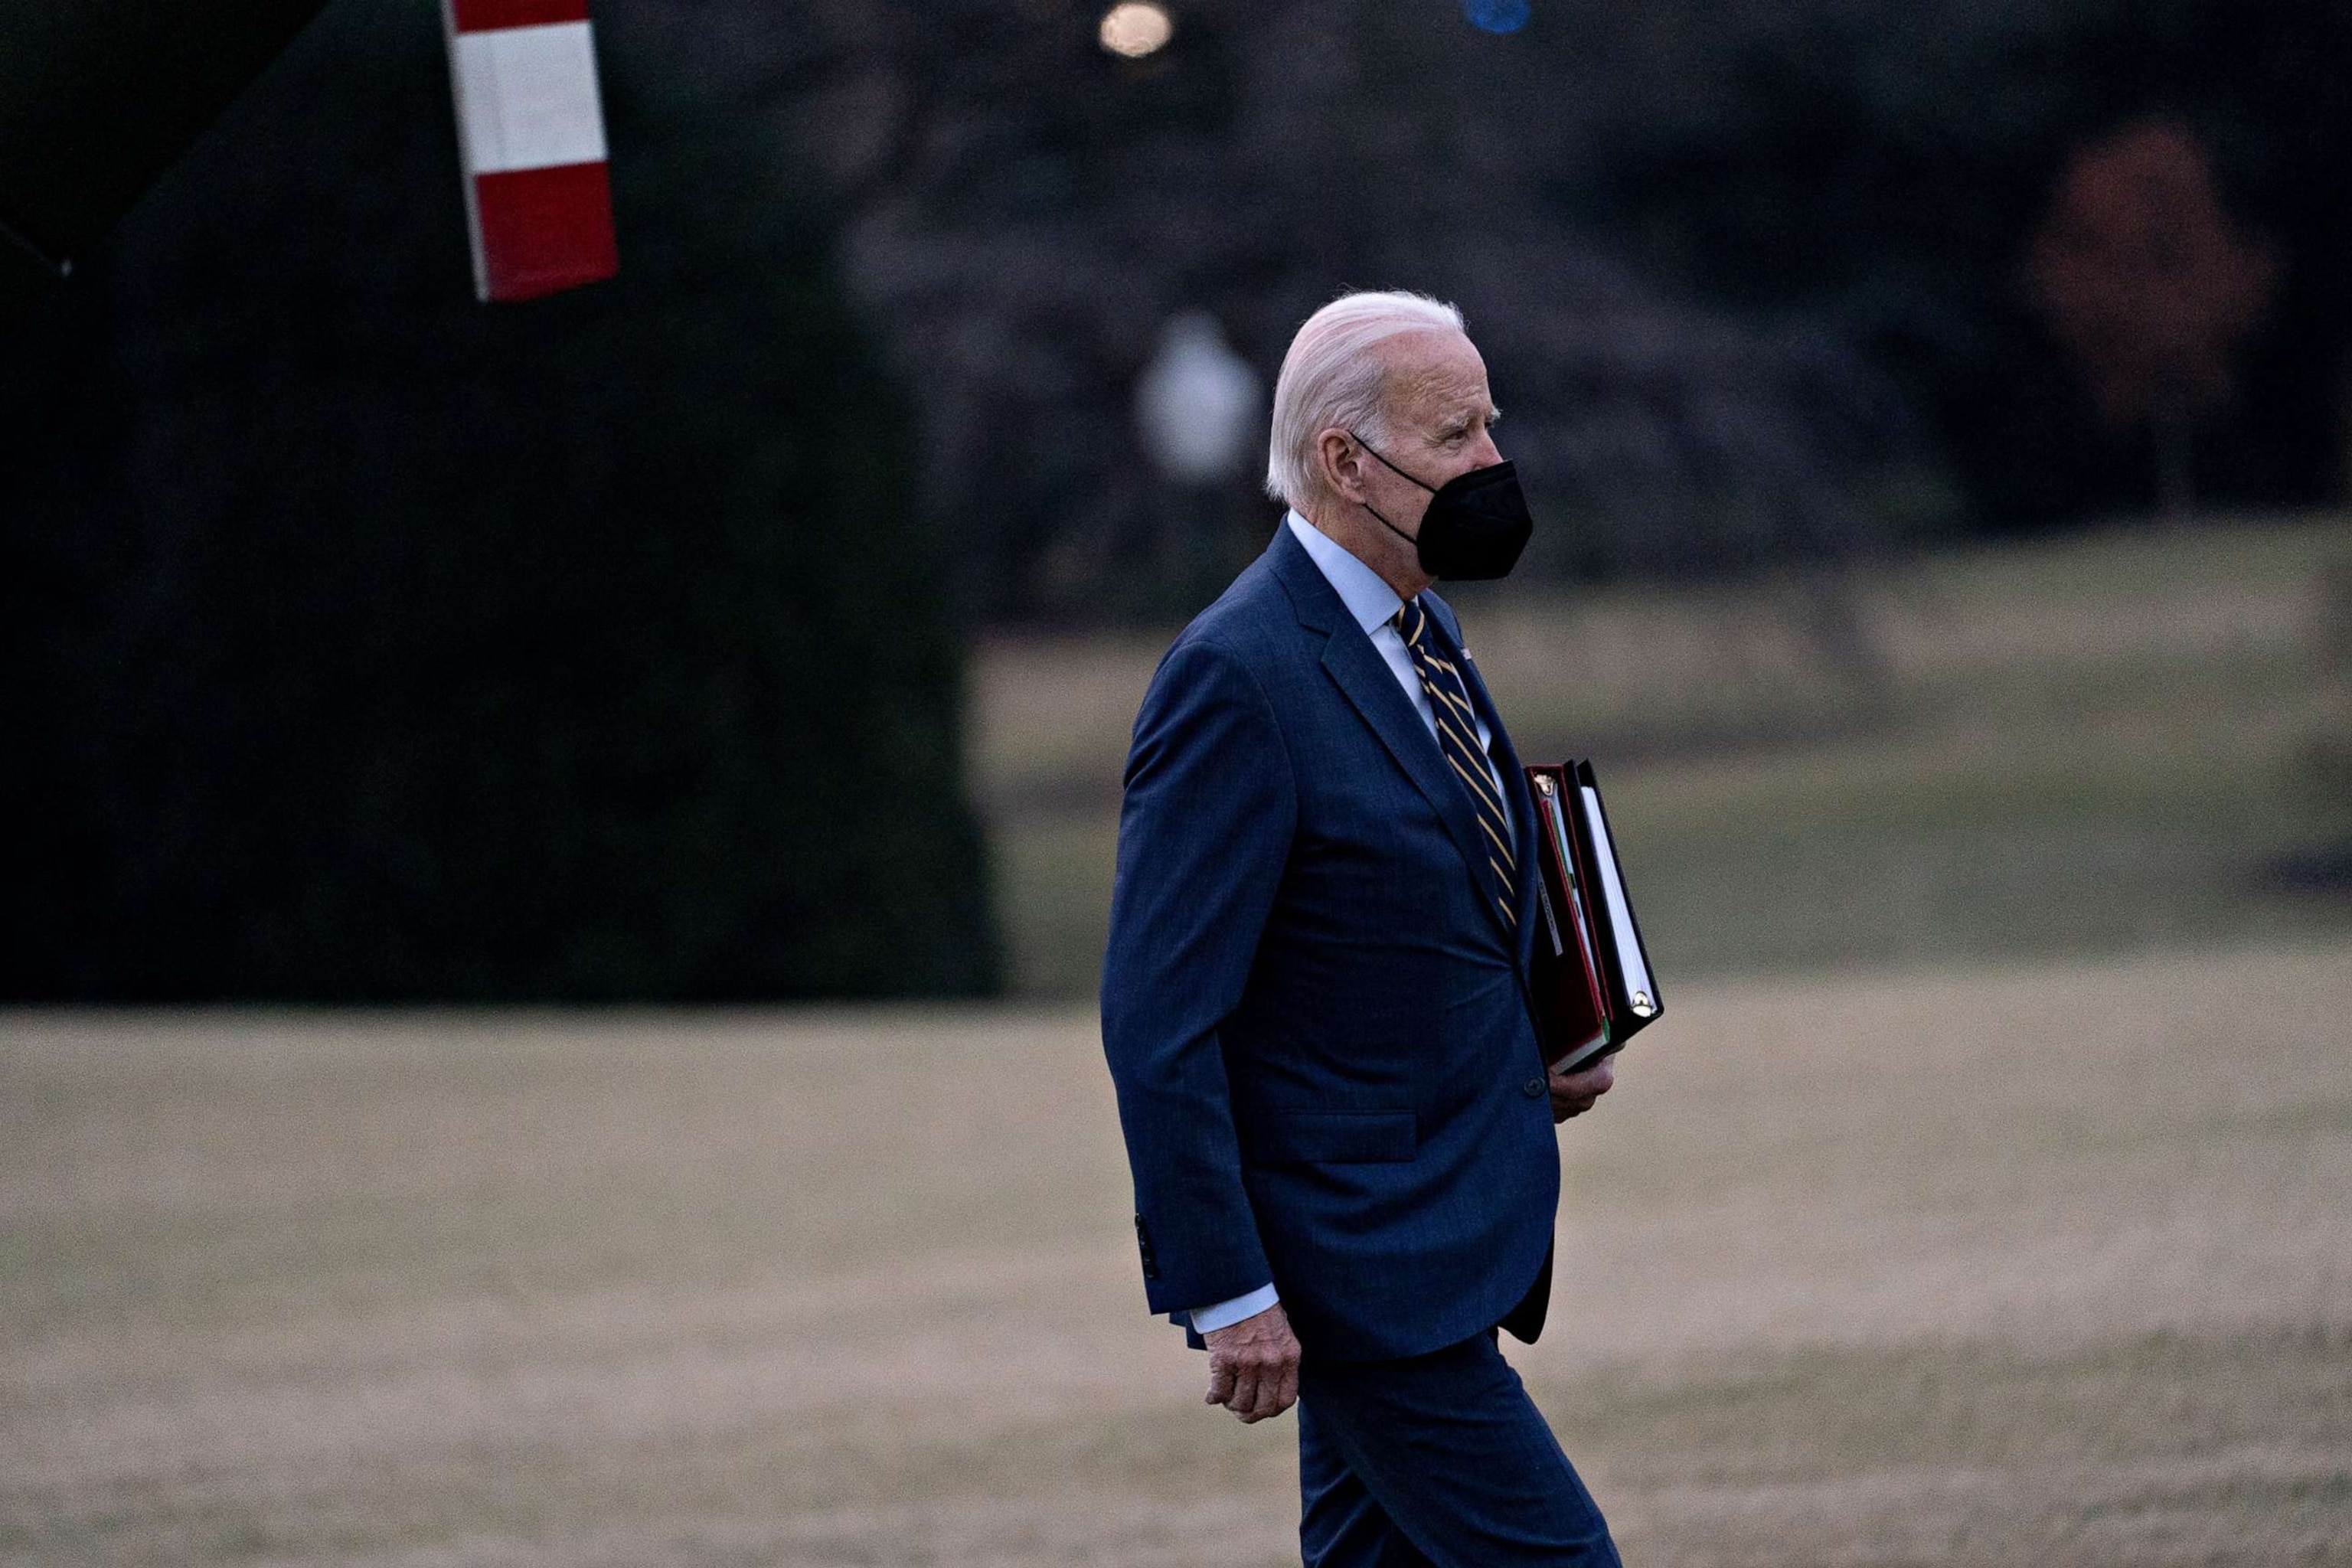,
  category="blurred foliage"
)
[0,2,998,1000]
[761,0,1921,618]
[1578,0,2351,534]
[2024,118,2282,519]
[714,0,2352,621]
[2024,119,2282,434]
